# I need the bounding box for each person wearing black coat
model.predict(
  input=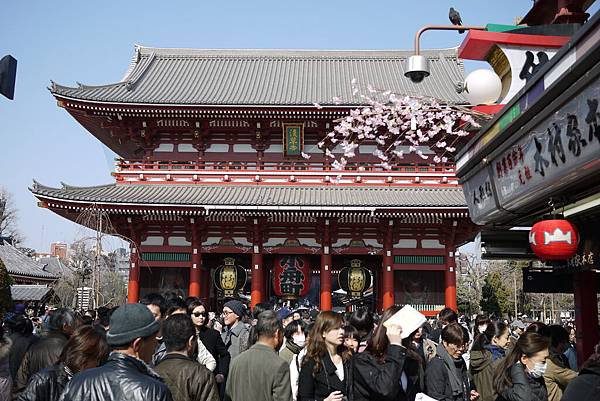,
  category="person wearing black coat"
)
[298,311,353,401]
[560,359,600,401]
[425,323,476,401]
[352,305,409,401]
[6,315,37,383]
[17,326,110,401]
